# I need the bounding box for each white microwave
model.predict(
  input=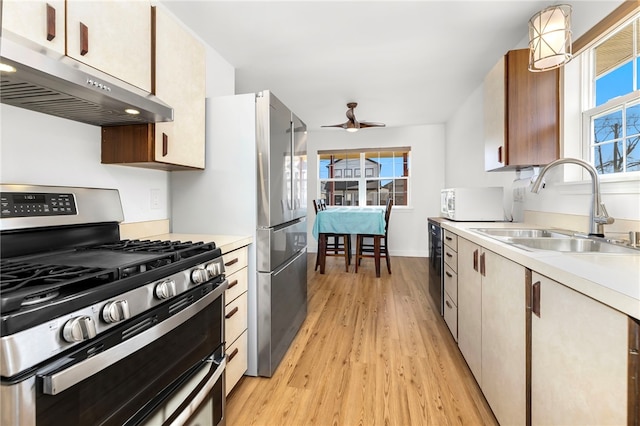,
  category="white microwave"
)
[441,187,505,221]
